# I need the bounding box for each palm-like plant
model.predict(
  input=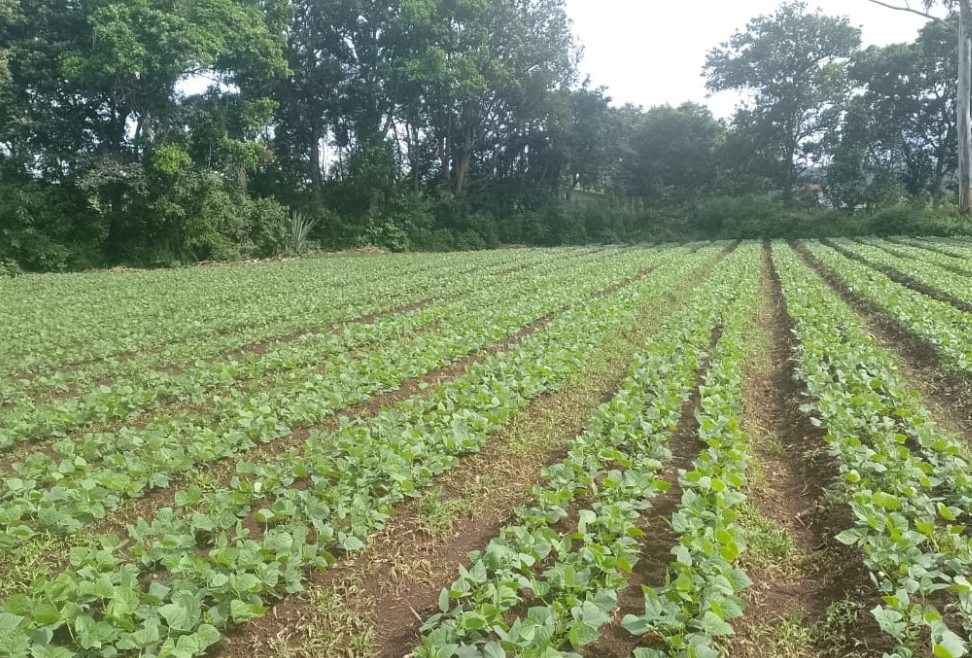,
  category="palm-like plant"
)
[284,211,318,255]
